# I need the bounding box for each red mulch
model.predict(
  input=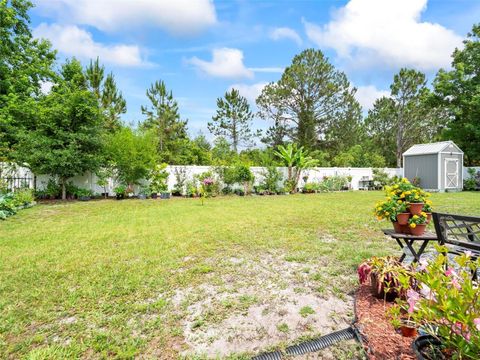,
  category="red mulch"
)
[354,282,416,360]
